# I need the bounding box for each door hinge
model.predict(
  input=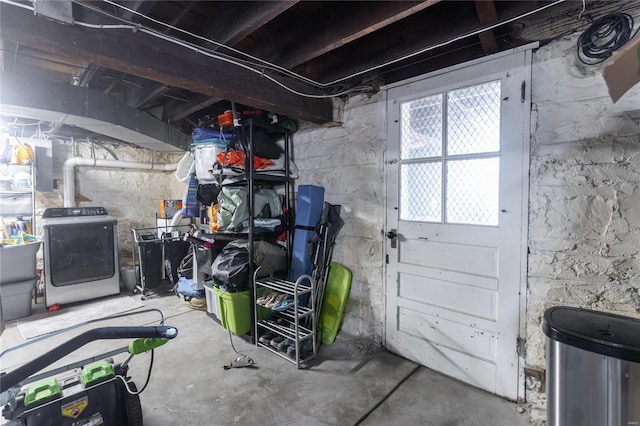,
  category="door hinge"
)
[385,159,398,165]
[520,81,526,103]
[385,254,389,264]
[516,336,526,357]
